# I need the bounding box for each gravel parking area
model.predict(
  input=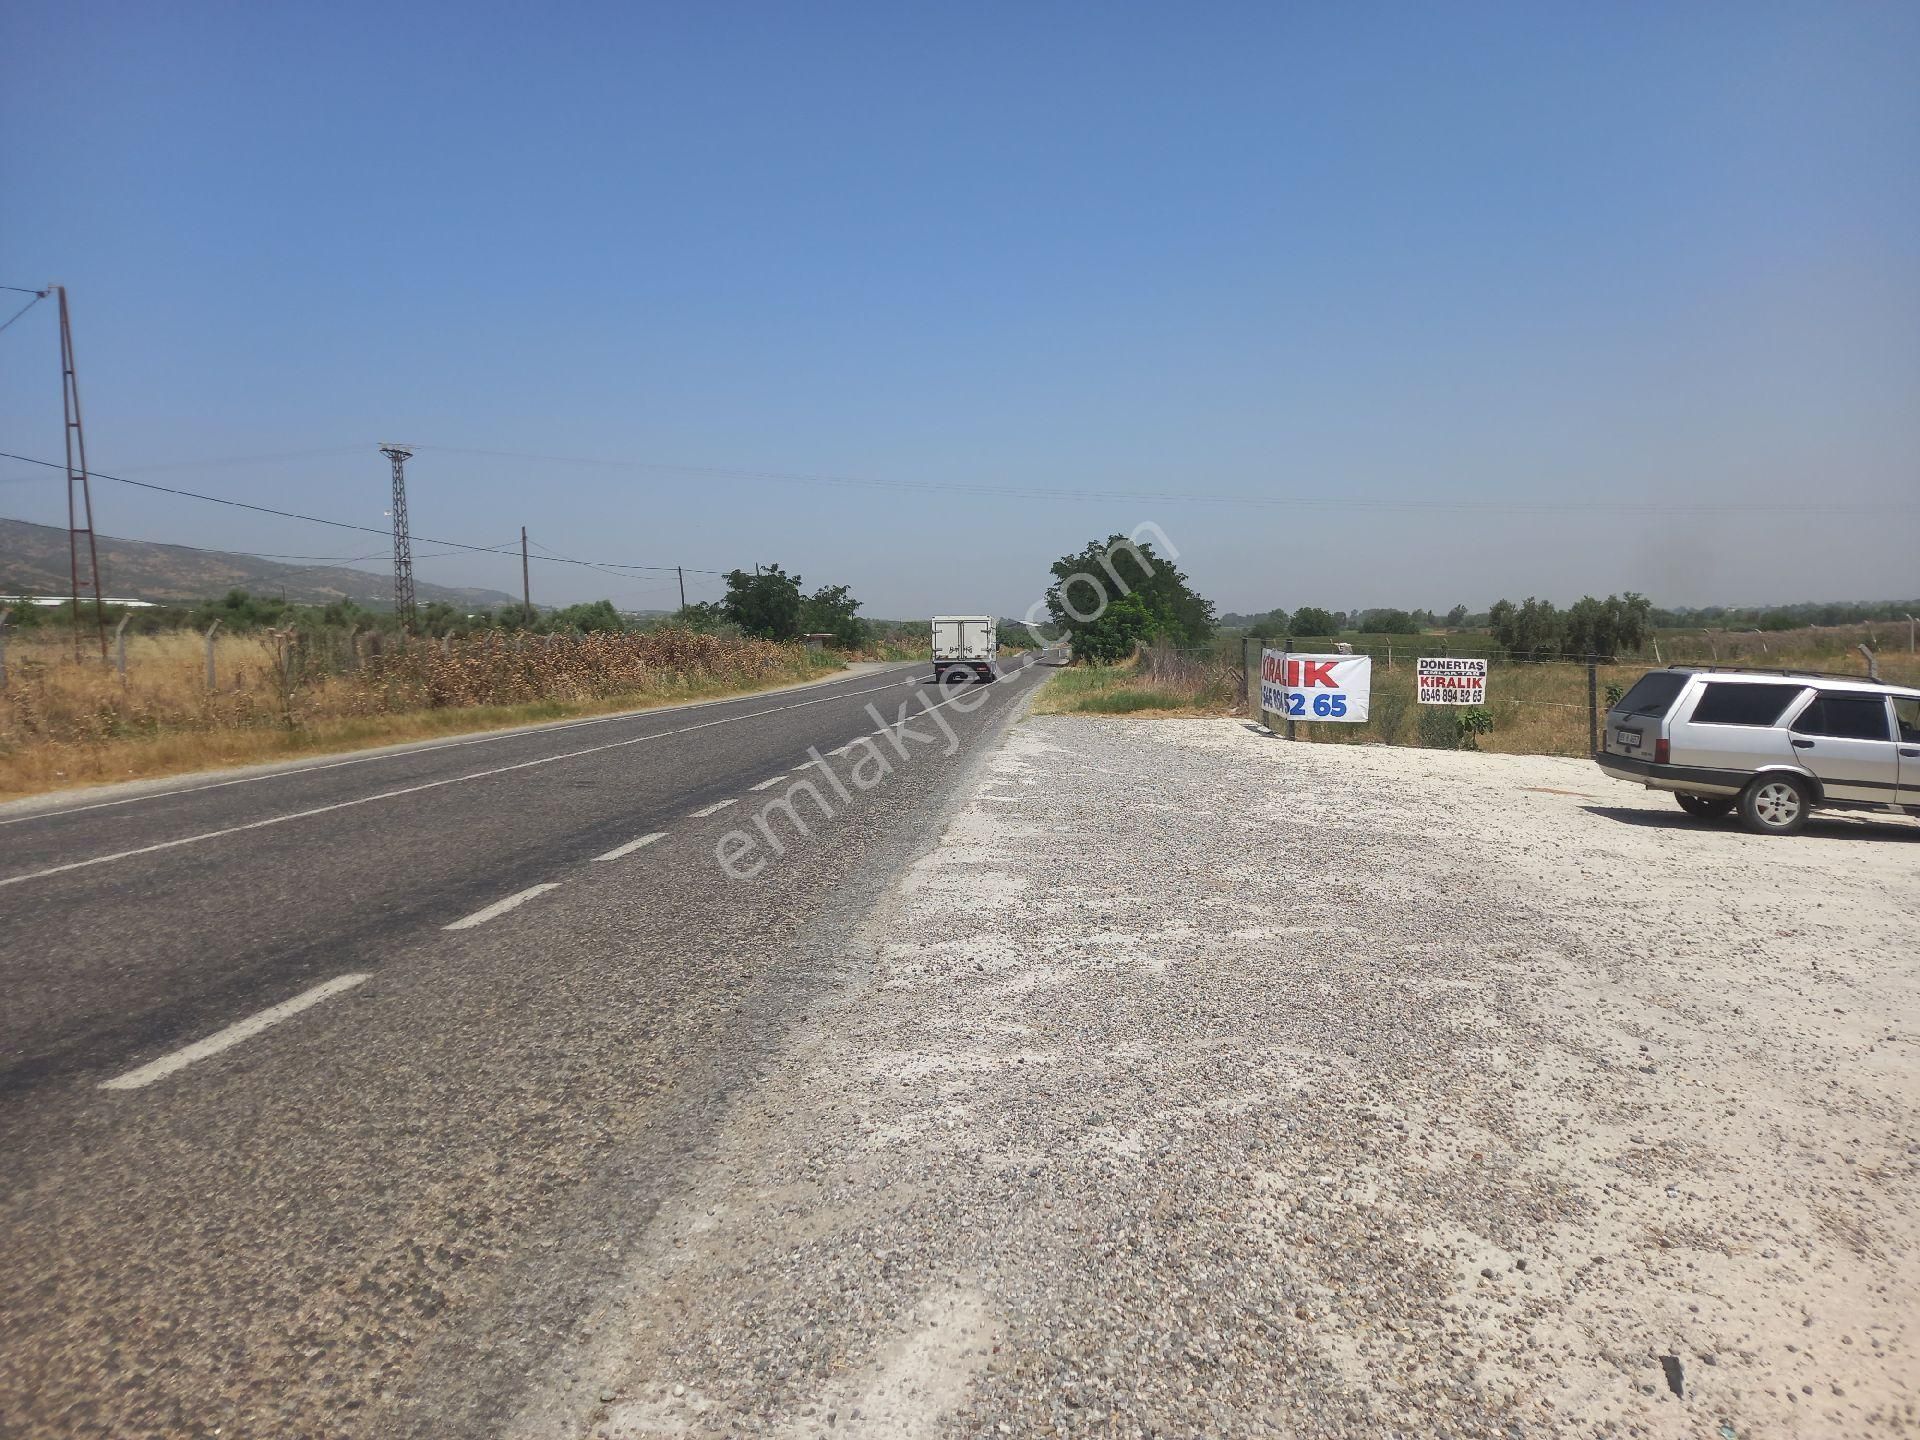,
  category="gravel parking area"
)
[521,716,1919,1439]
